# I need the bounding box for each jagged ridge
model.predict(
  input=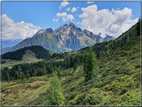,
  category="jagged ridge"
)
[2,22,114,54]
